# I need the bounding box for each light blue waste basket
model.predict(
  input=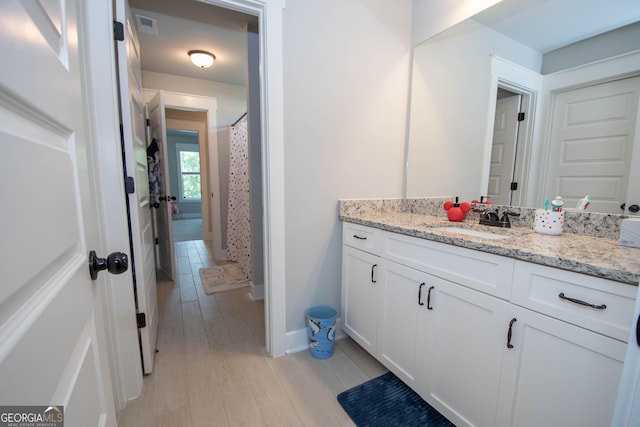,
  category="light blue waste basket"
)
[306,306,337,359]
